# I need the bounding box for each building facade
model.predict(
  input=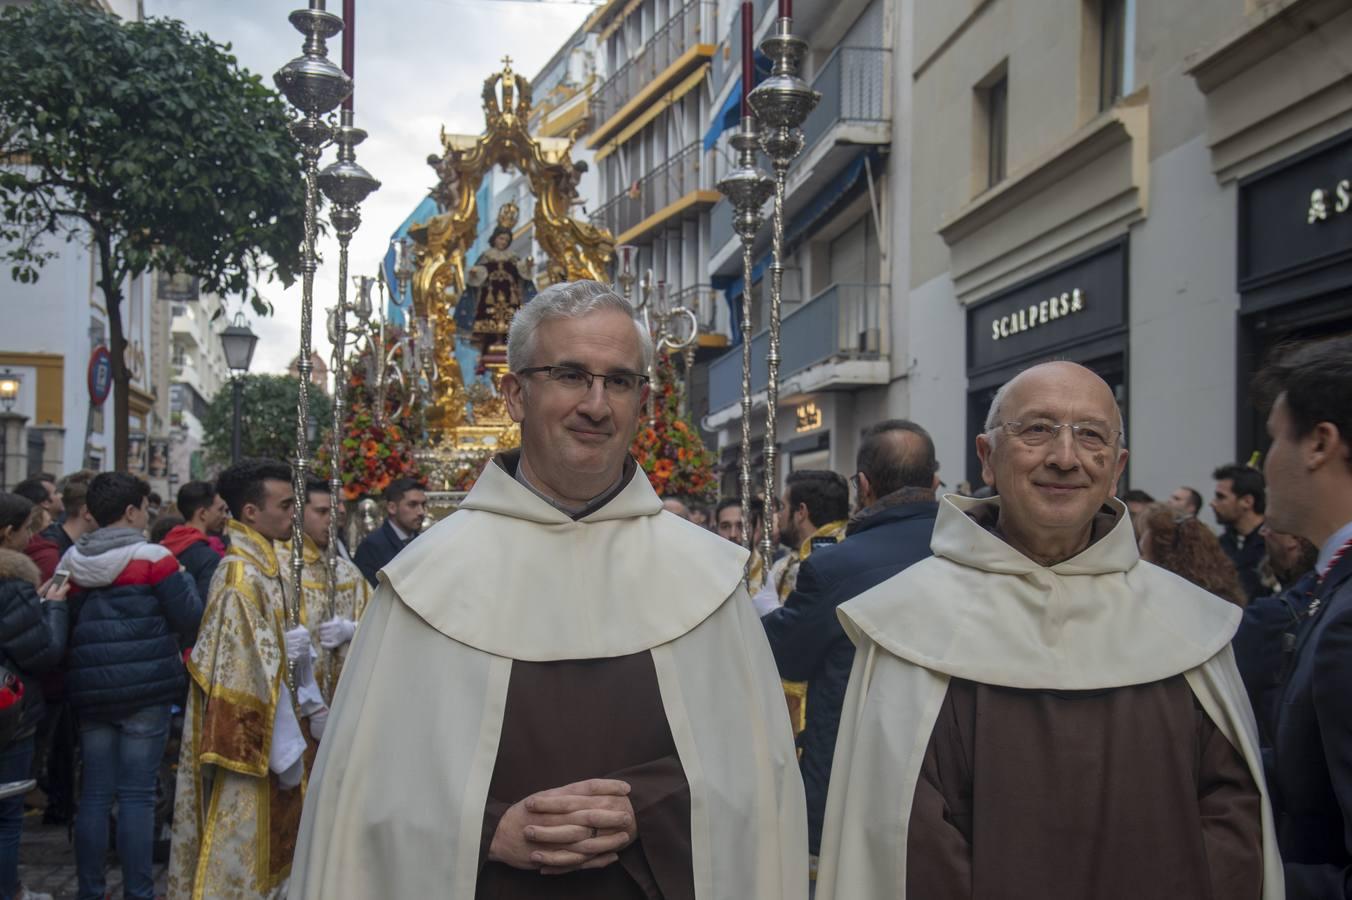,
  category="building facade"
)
[688,0,1352,509]
[902,0,1352,504]
[701,0,896,490]
[168,292,230,493]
